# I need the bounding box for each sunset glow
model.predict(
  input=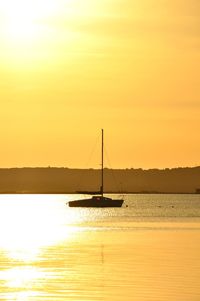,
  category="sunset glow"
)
[0,0,199,168]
